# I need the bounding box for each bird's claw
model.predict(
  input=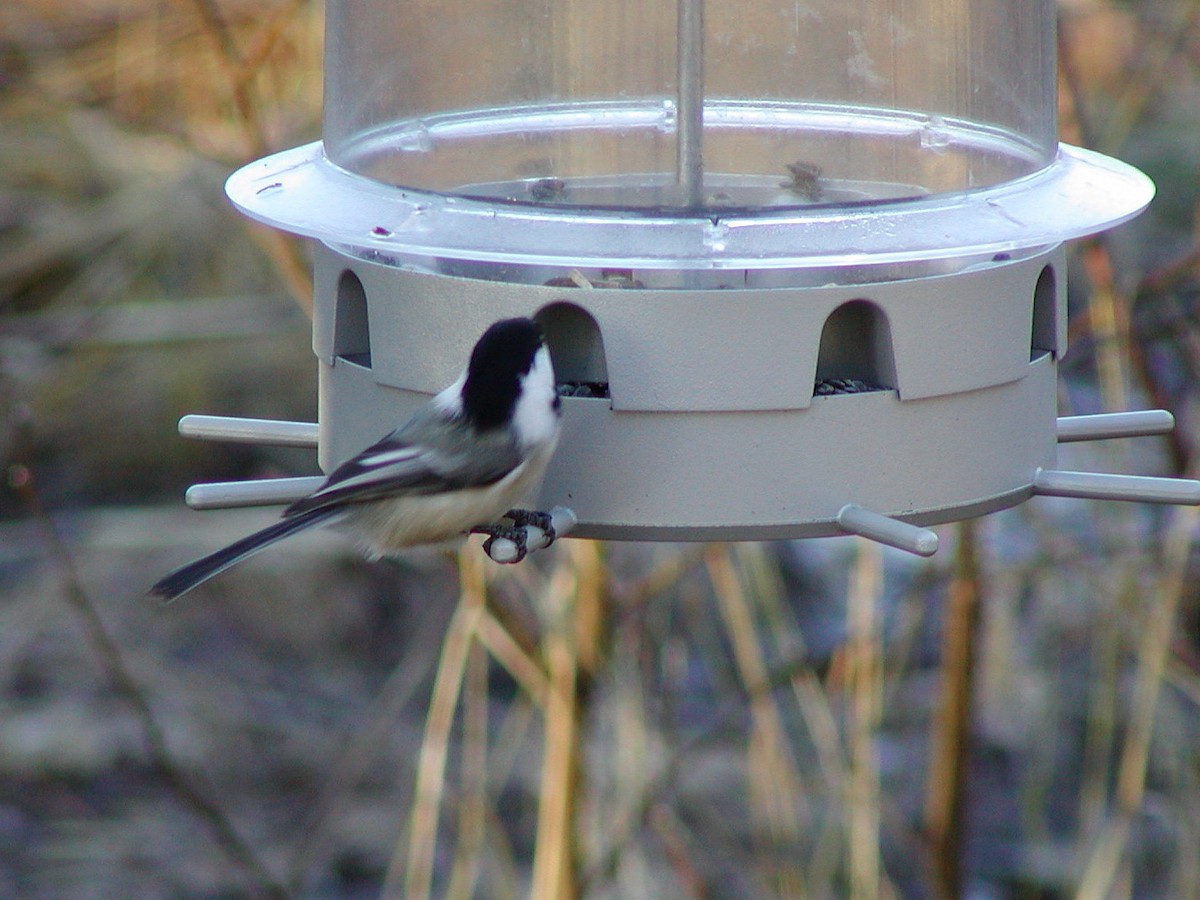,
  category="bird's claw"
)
[504,508,557,546]
[473,507,576,564]
[475,524,528,564]
[482,533,527,564]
